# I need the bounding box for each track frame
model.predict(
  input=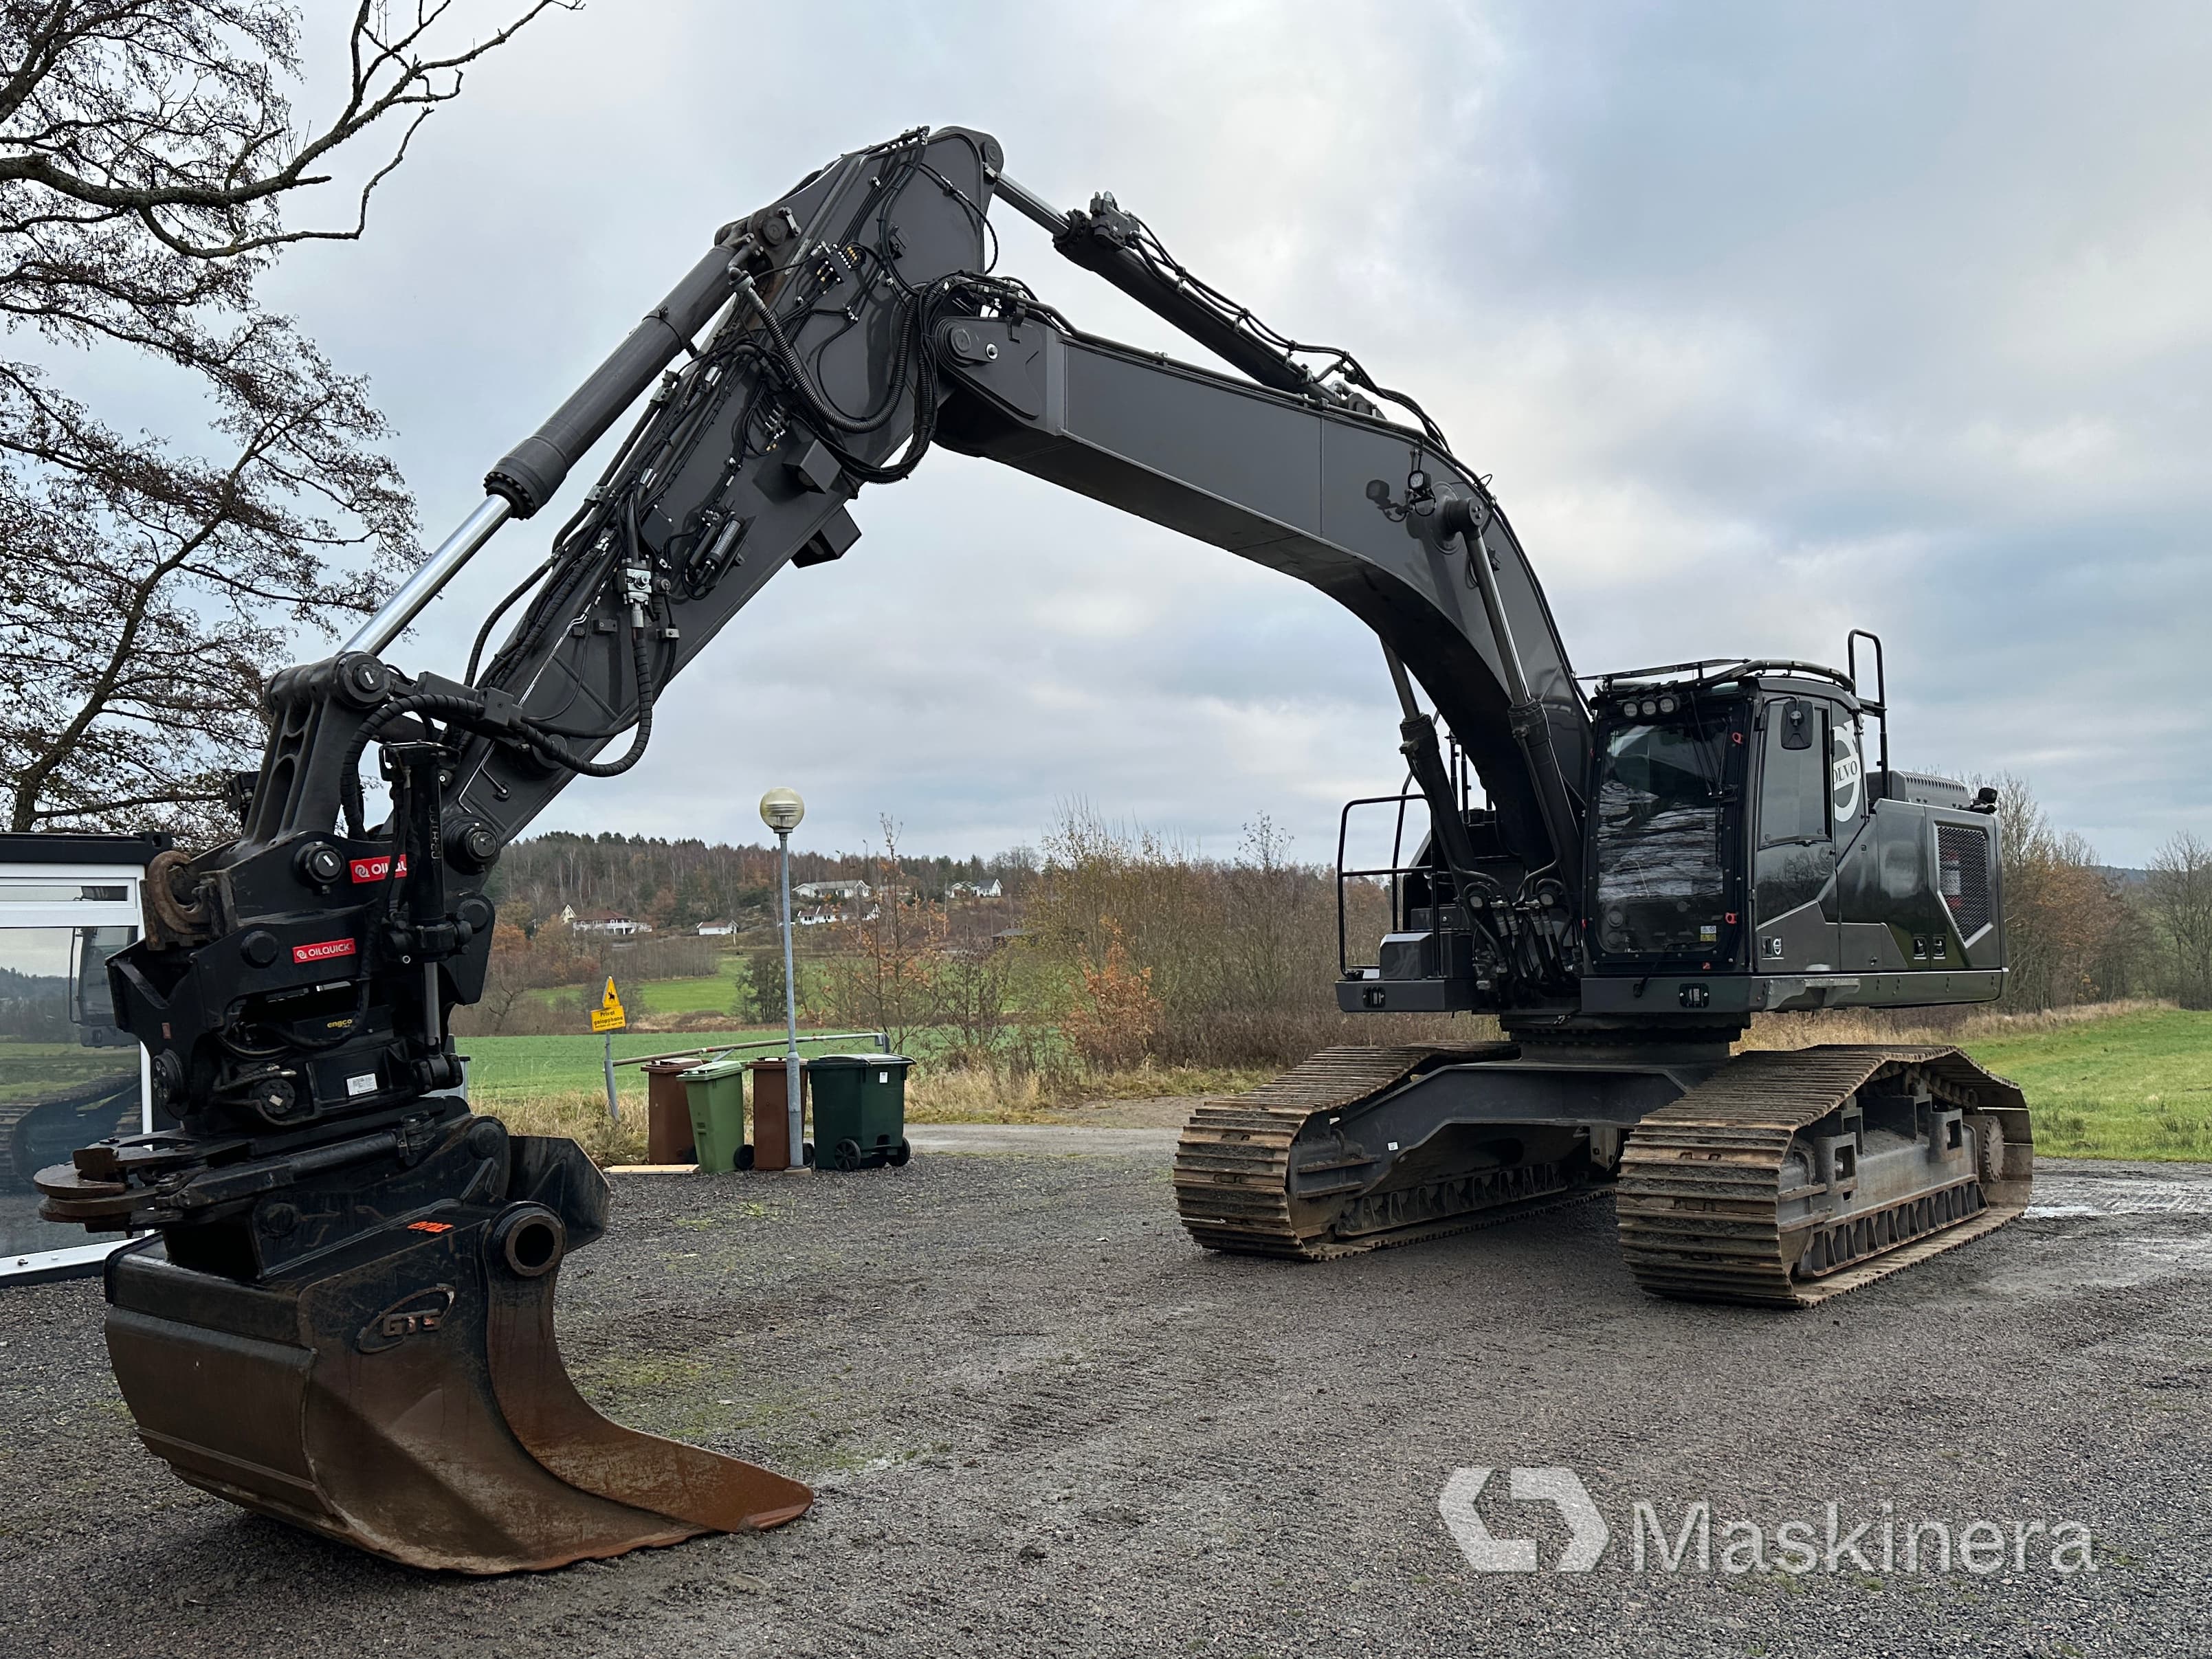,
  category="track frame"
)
[1175,1042,2032,1299]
